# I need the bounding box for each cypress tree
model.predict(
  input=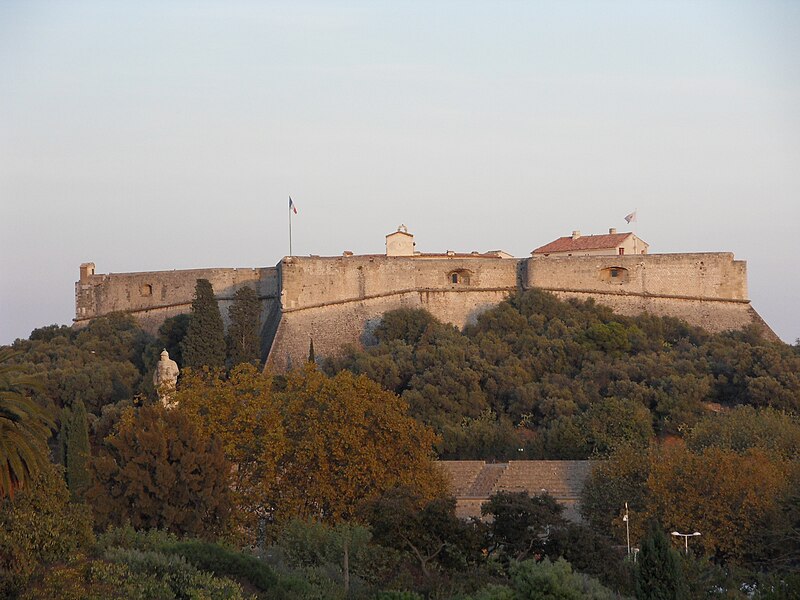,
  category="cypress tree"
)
[181,279,226,368]
[64,400,91,502]
[226,286,261,367]
[308,338,316,364]
[636,521,688,600]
